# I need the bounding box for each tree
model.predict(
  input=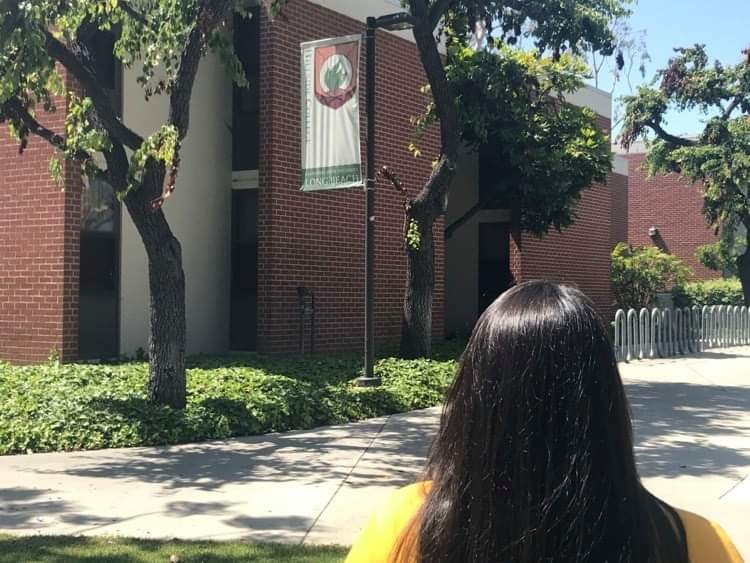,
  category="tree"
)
[589,16,650,94]
[398,0,629,358]
[440,46,612,240]
[611,242,691,309]
[0,0,274,408]
[696,234,745,277]
[620,44,750,305]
